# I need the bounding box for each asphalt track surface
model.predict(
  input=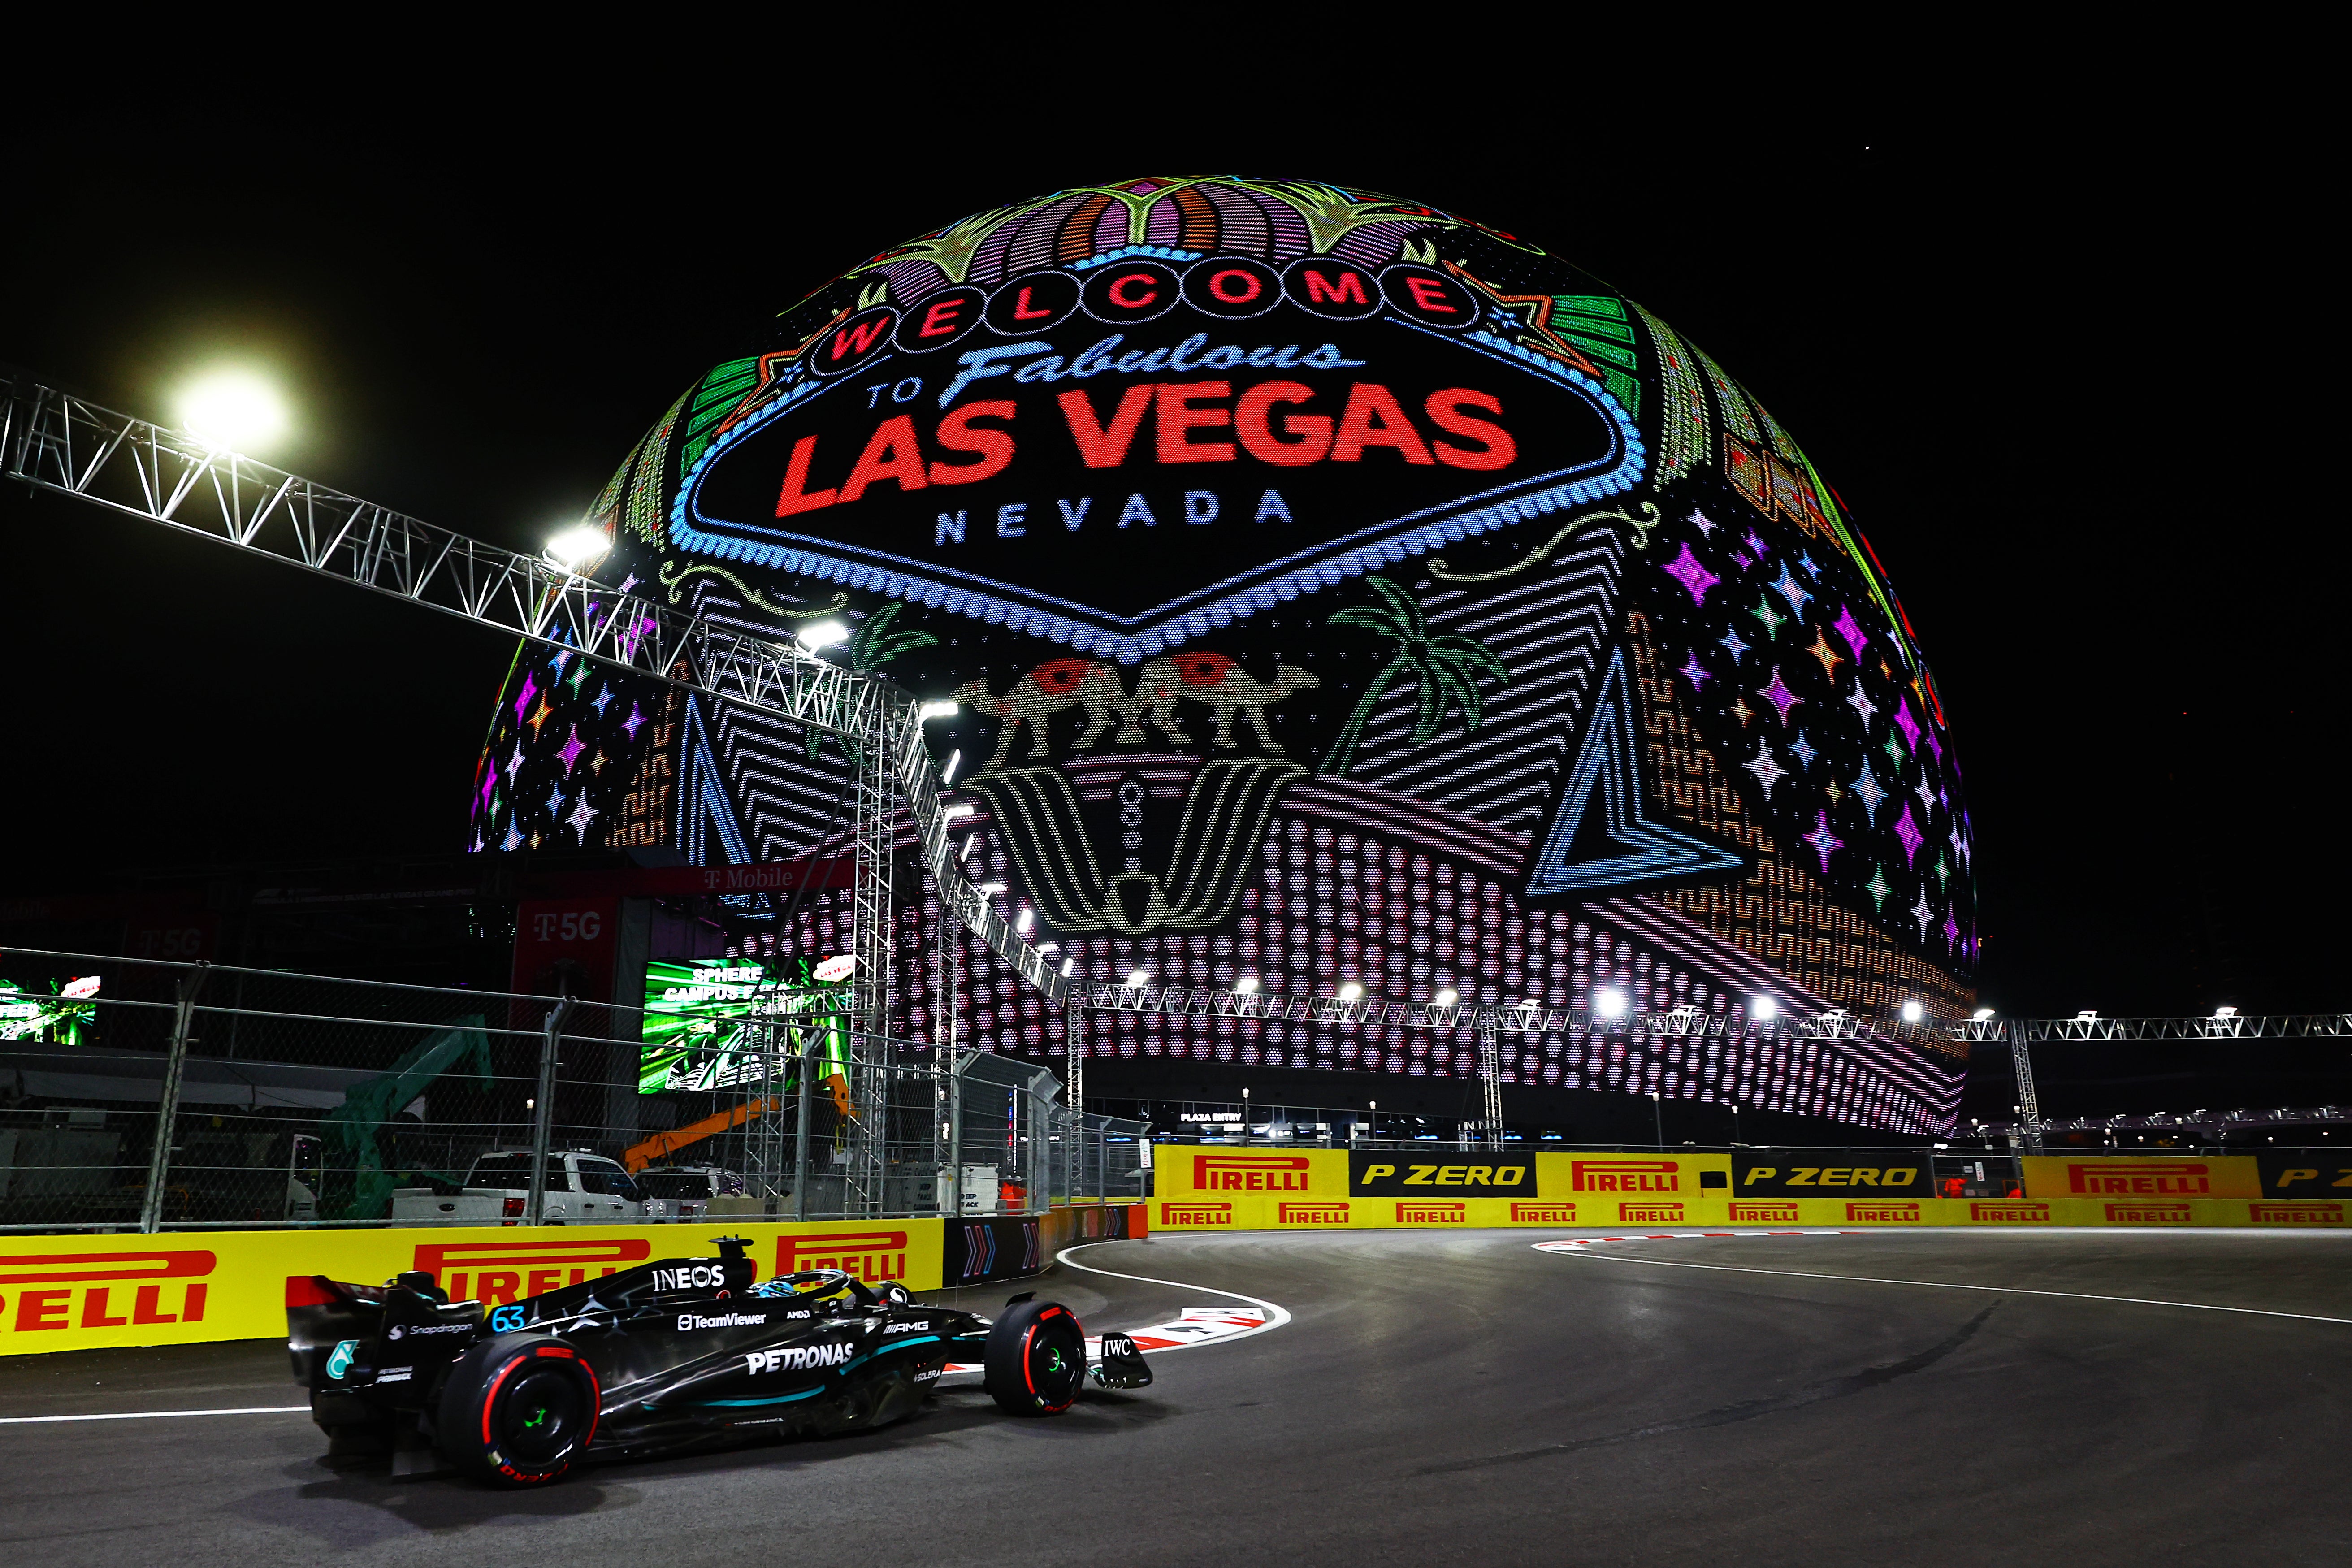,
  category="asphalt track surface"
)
[2,1229,2347,1566]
